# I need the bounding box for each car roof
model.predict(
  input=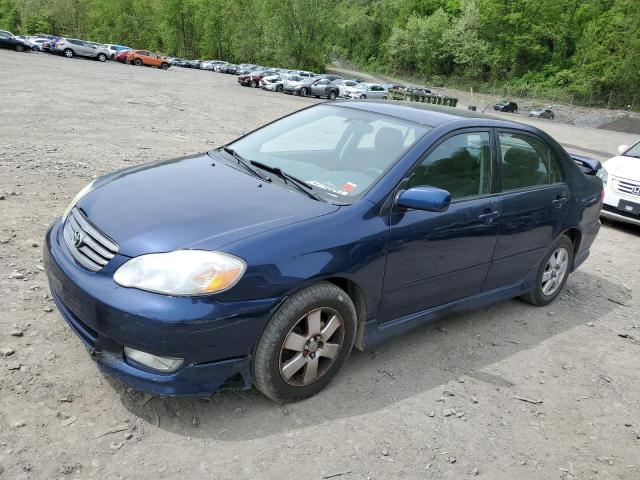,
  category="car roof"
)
[332,100,523,128]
